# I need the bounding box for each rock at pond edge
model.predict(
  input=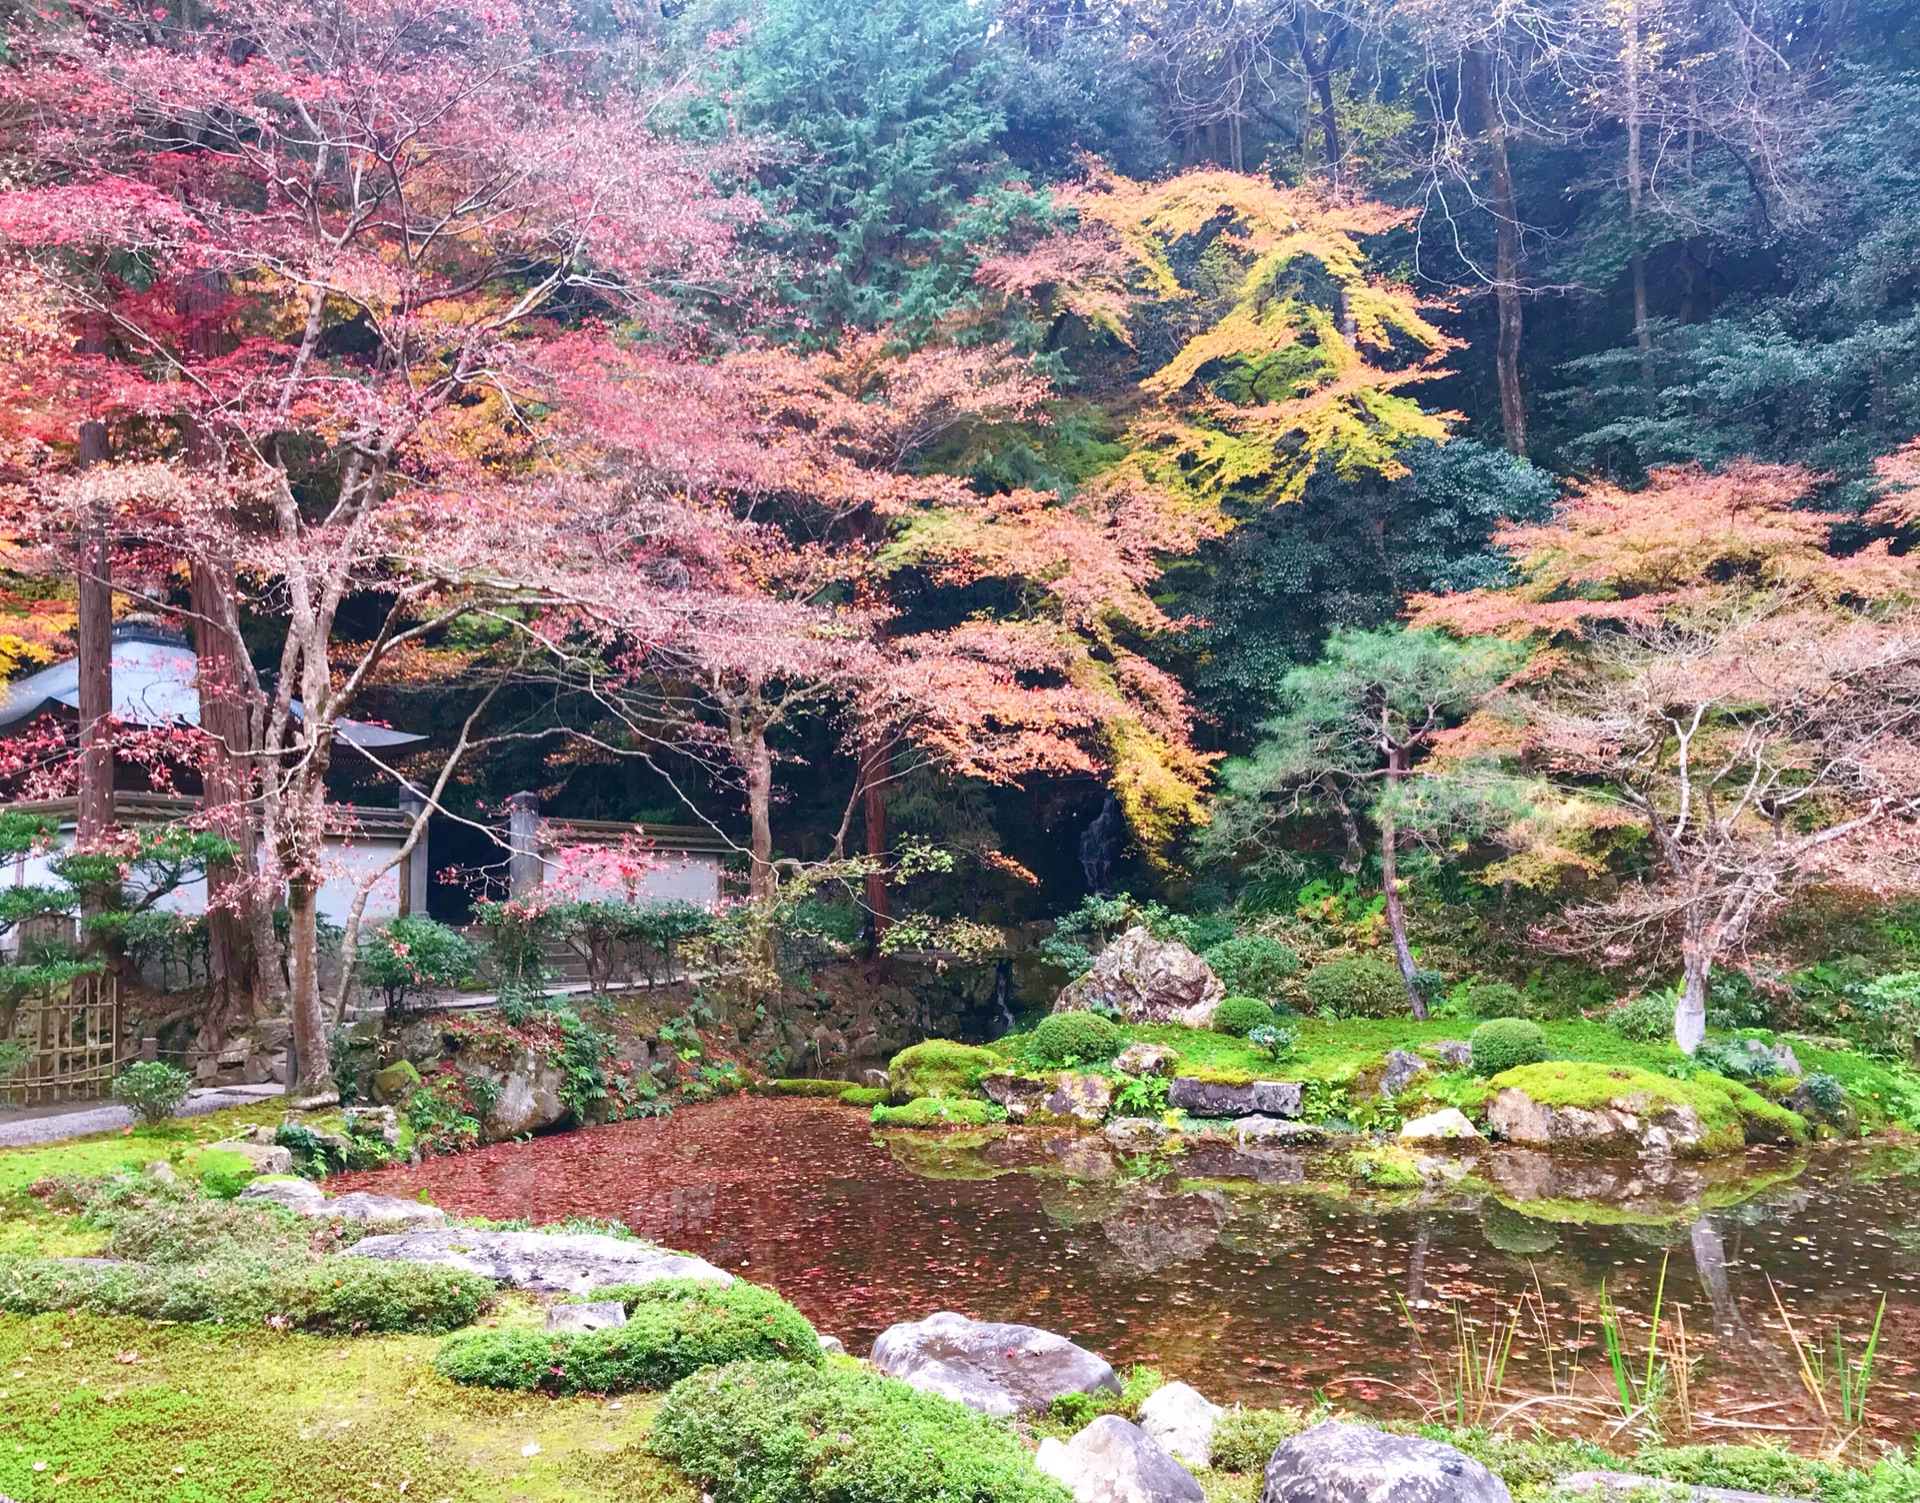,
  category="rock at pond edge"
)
[1046,1415,1206,1503]
[1137,1381,1223,1470]
[344,1228,731,1293]
[1262,1421,1511,1503]
[868,1309,1120,1417]
[1168,1077,1302,1118]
